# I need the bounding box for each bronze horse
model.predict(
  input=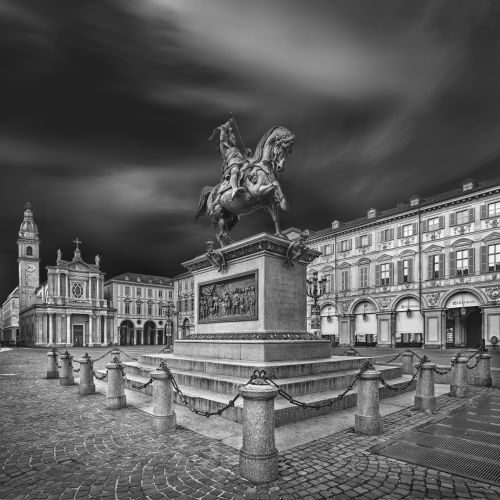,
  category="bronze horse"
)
[195,125,295,246]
